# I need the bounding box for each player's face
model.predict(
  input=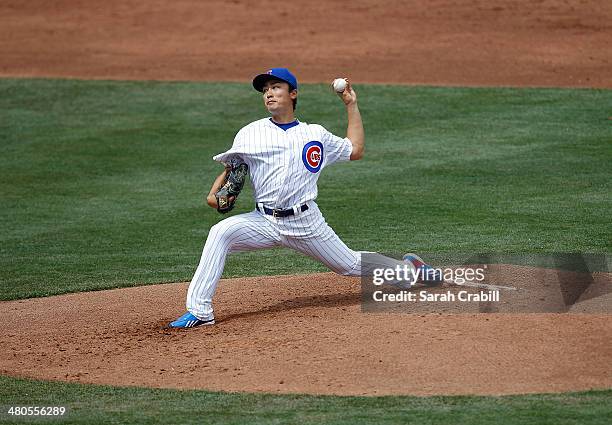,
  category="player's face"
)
[262,80,297,114]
